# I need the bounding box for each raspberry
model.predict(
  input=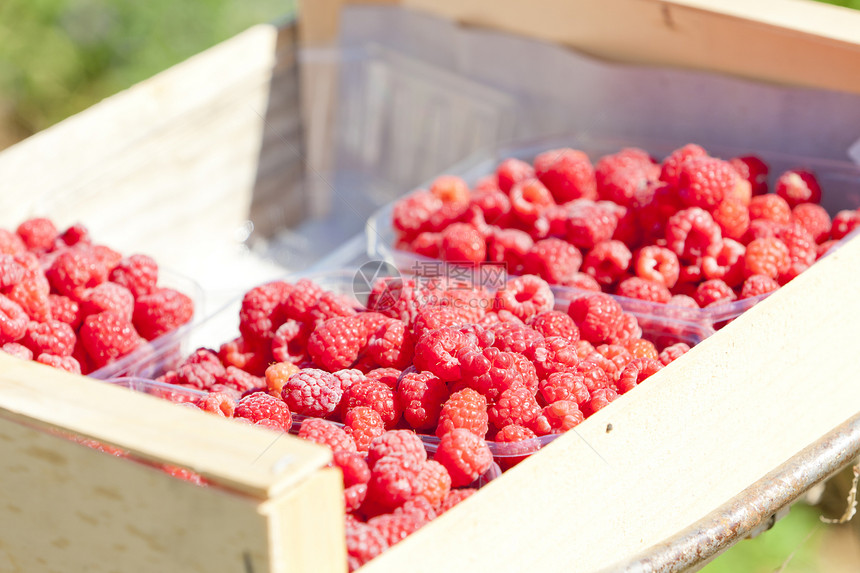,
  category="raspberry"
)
[413,327,476,382]
[566,201,617,249]
[695,279,736,307]
[567,293,623,345]
[7,277,51,322]
[345,484,368,513]
[486,227,533,273]
[333,450,371,489]
[712,198,750,241]
[749,194,791,226]
[585,350,621,385]
[740,274,780,299]
[408,232,441,258]
[270,319,309,364]
[497,158,535,193]
[90,244,122,273]
[367,504,432,548]
[581,240,632,286]
[777,223,816,275]
[615,277,671,303]
[595,148,659,207]
[744,218,787,242]
[792,203,831,243]
[730,155,769,196]
[534,148,597,203]
[343,381,401,429]
[775,169,821,208]
[538,368,592,405]
[621,338,659,360]
[345,520,388,572]
[417,460,452,509]
[234,392,292,432]
[471,189,512,226]
[344,406,386,453]
[365,367,401,390]
[298,418,356,453]
[80,282,134,321]
[595,343,634,375]
[521,238,582,284]
[0,254,25,290]
[532,400,584,435]
[364,454,427,514]
[16,218,58,252]
[509,178,554,224]
[818,240,839,259]
[659,342,691,365]
[617,358,663,393]
[281,368,342,417]
[79,311,142,368]
[831,210,860,240]
[132,287,193,341]
[634,182,684,239]
[526,310,579,343]
[2,341,32,360]
[665,207,722,261]
[392,190,442,238]
[433,428,493,488]
[35,353,81,375]
[440,223,486,264]
[0,229,25,255]
[581,387,619,417]
[457,347,529,401]
[660,144,708,187]
[633,245,680,288]
[397,370,448,431]
[494,424,539,468]
[331,369,368,394]
[237,280,292,345]
[531,336,582,379]
[430,175,470,205]
[197,392,237,417]
[307,316,366,371]
[744,237,790,279]
[307,291,357,327]
[511,352,540,396]
[701,238,746,287]
[677,156,740,210]
[21,320,76,357]
[367,320,414,370]
[488,385,541,429]
[107,254,158,297]
[367,430,427,469]
[436,388,488,438]
[493,275,554,321]
[46,247,109,301]
[439,488,477,513]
